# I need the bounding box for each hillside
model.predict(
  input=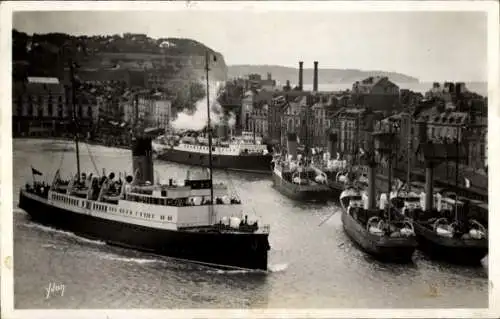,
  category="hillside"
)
[12,30,228,83]
[228,64,419,85]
